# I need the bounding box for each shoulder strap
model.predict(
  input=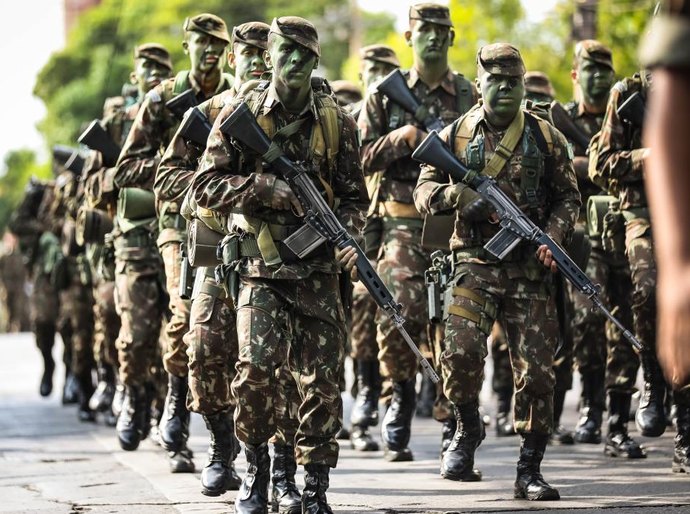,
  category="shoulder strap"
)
[313,92,341,166]
[453,73,474,115]
[172,71,191,96]
[452,106,483,155]
[524,111,553,154]
[481,110,525,179]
